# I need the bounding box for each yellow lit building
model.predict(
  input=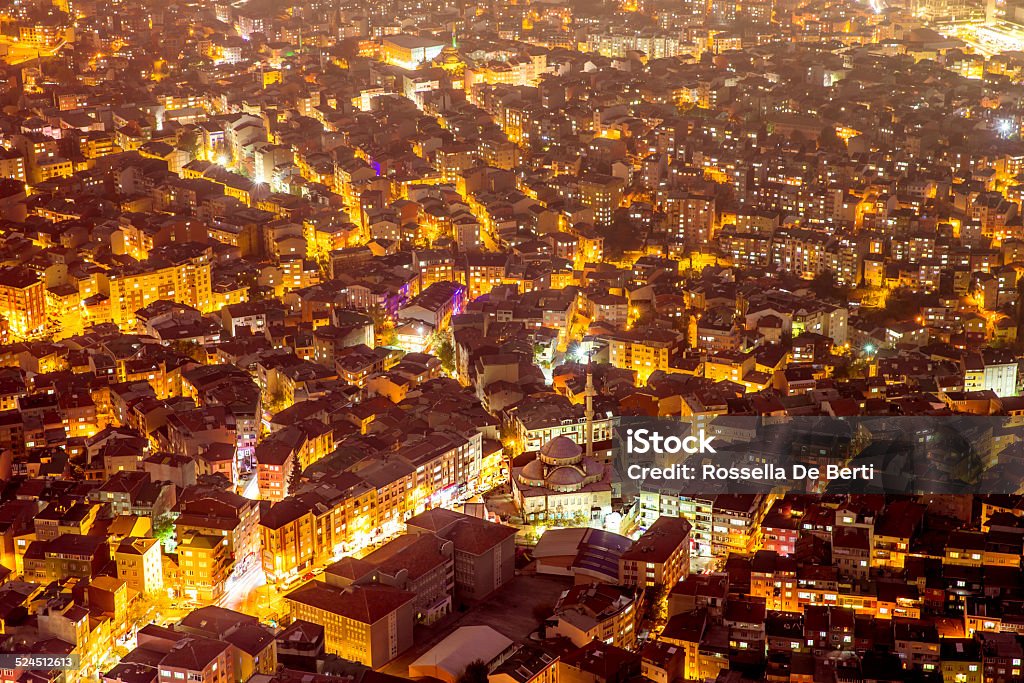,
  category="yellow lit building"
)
[81,133,119,160]
[0,149,26,182]
[103,246,214,329]
[259,472,377,583]
[46,283,83,341]
[0,265,46,340]
[578,174,625,227]
[465,53,548,95]
[177,530,230,603]
[599,329,680,383]
[18,23,66,47]
[381,34,445,70]
[212,283,249,311]
[115,536,164,596]
[285,581,415,668]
